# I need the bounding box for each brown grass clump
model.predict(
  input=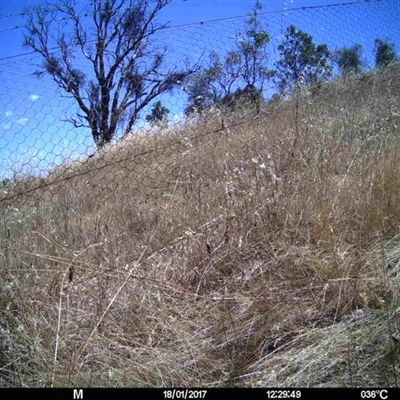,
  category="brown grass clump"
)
[1,68,400,387]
